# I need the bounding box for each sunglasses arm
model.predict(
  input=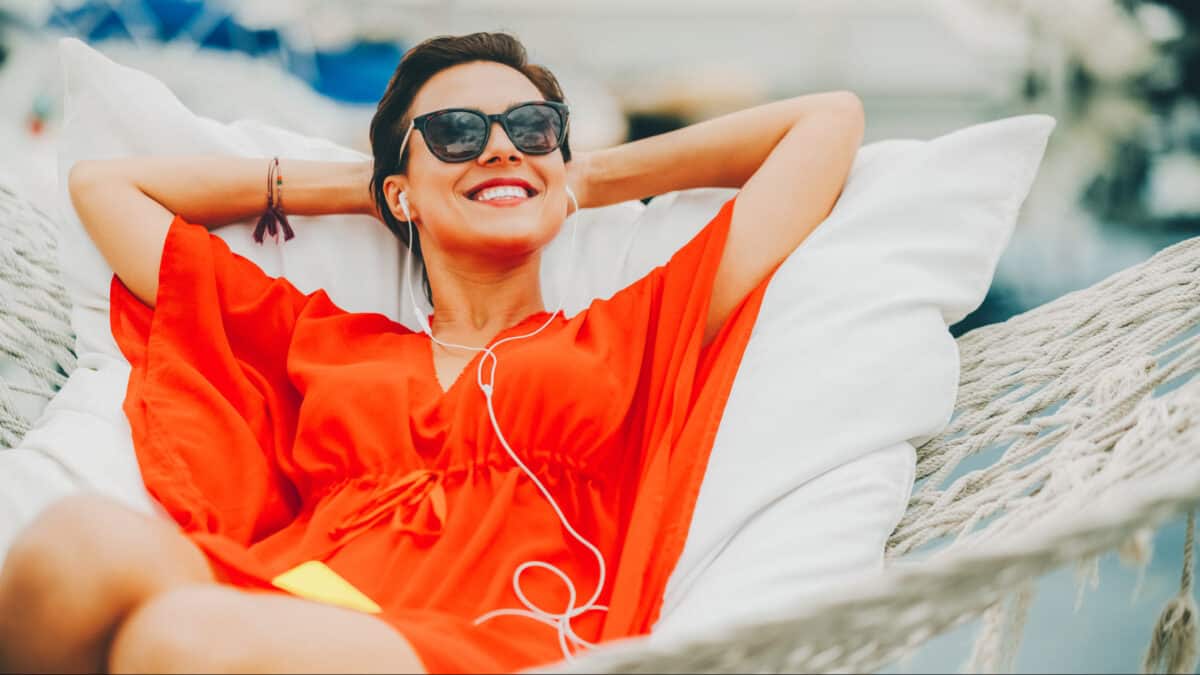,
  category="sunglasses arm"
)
[397,121,416,172]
